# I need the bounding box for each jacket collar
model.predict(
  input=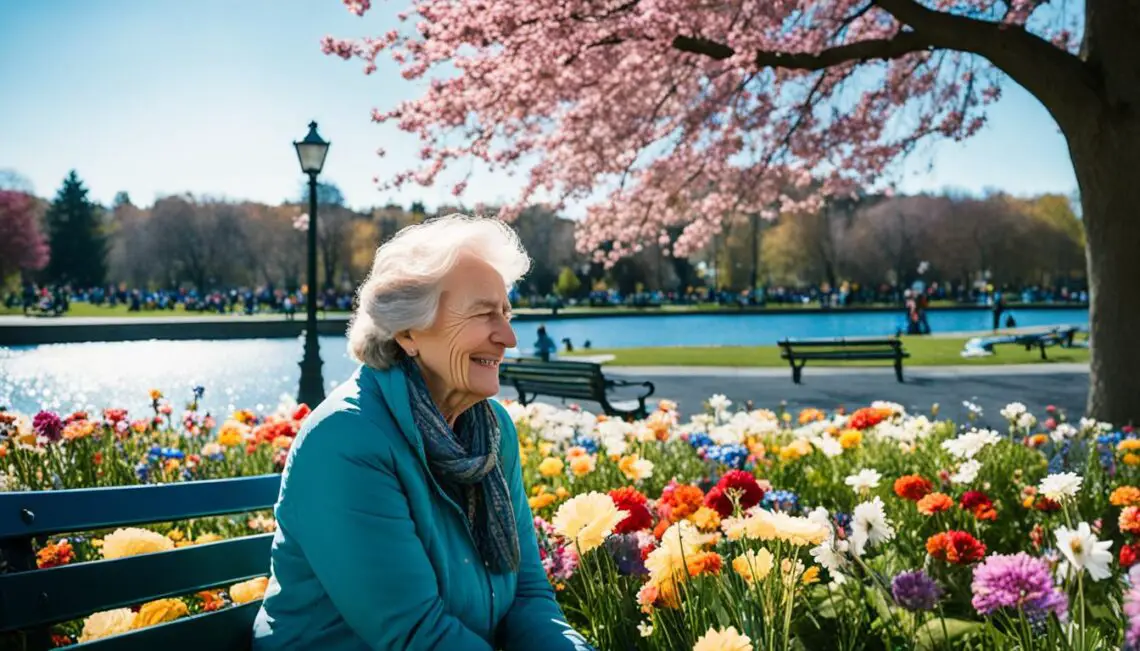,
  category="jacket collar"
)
[361,364,429,462]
